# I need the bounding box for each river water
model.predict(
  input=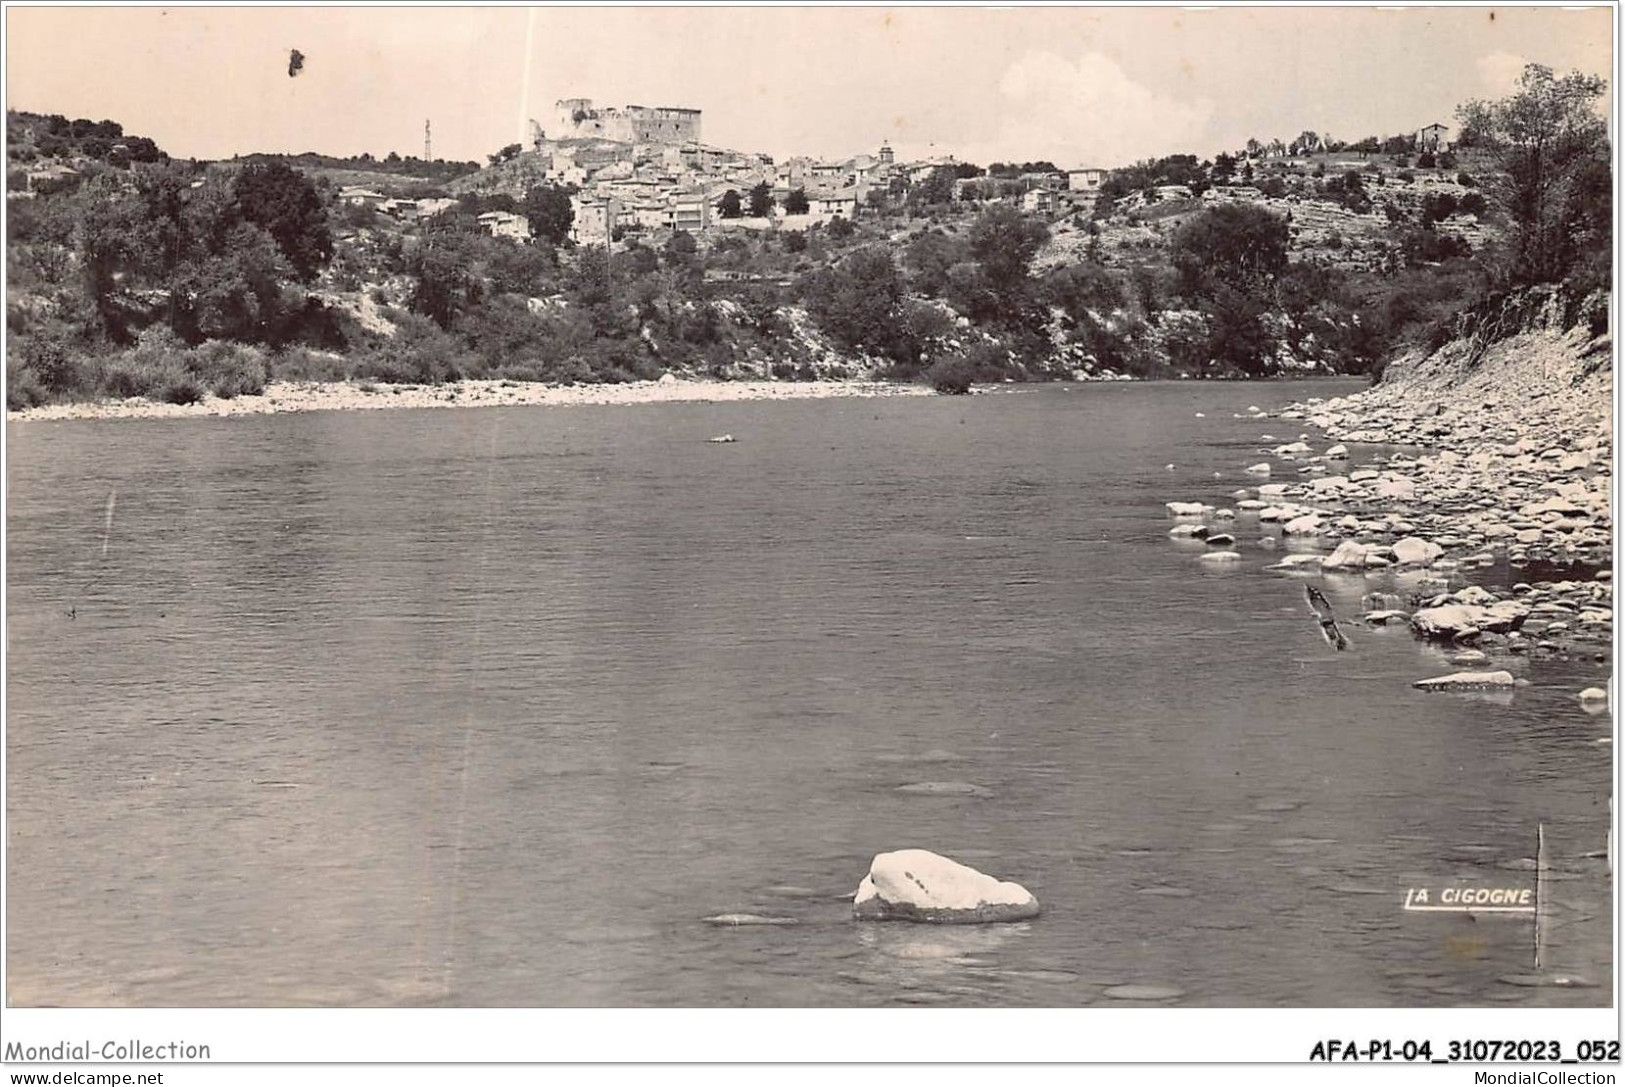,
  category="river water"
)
[6,380,1612,1007]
